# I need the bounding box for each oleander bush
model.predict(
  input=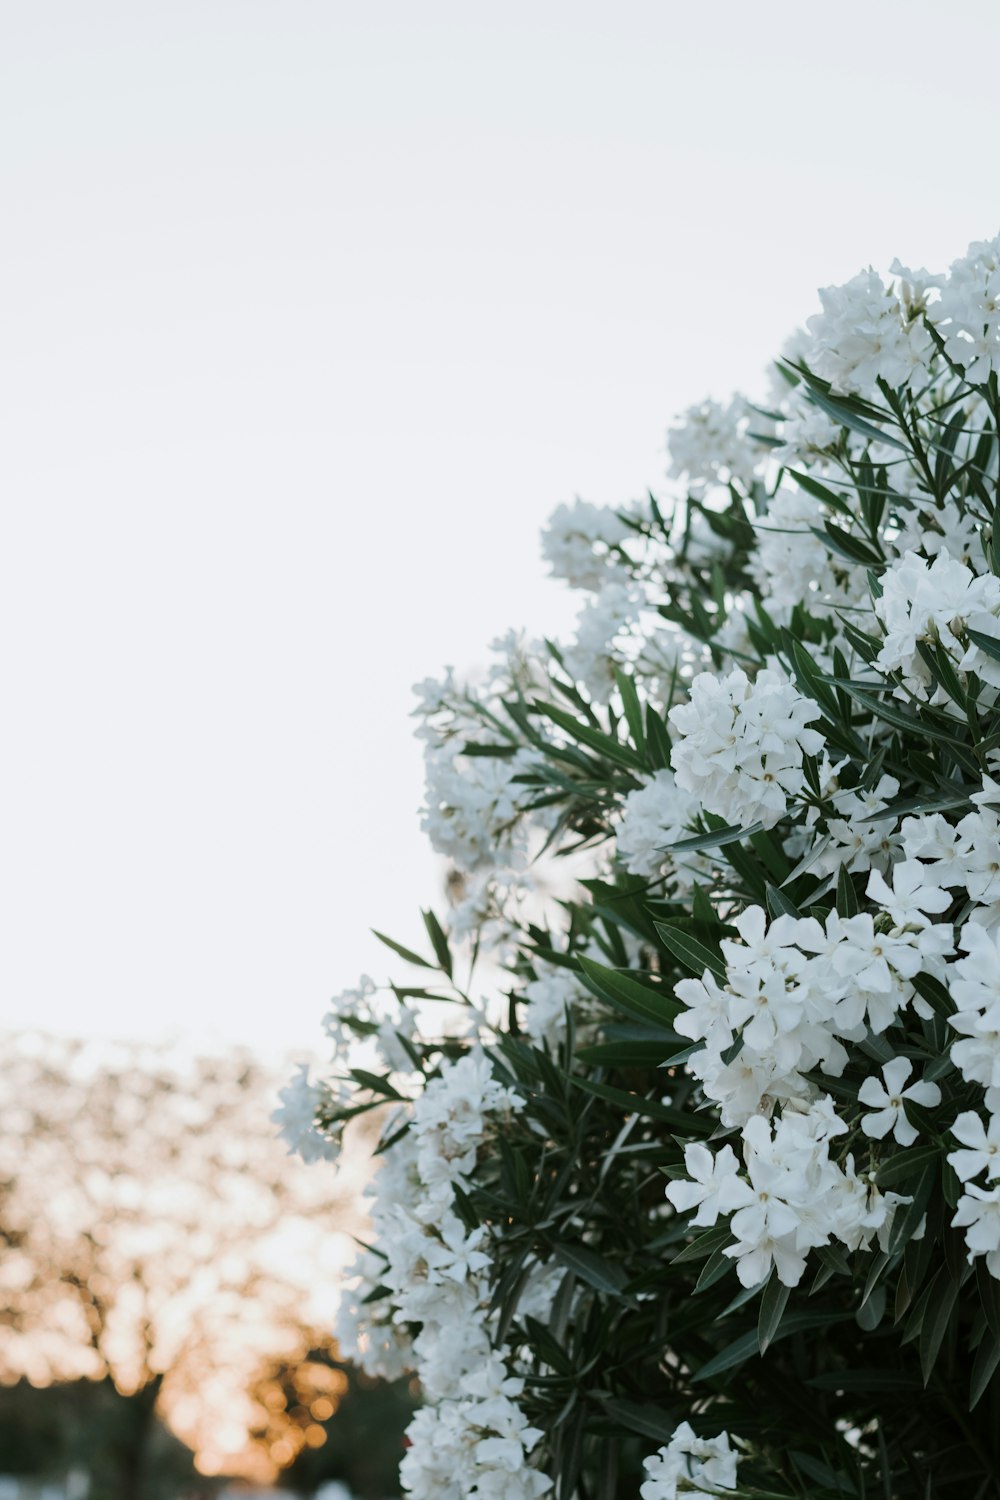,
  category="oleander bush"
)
[277,236,1000,1499]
